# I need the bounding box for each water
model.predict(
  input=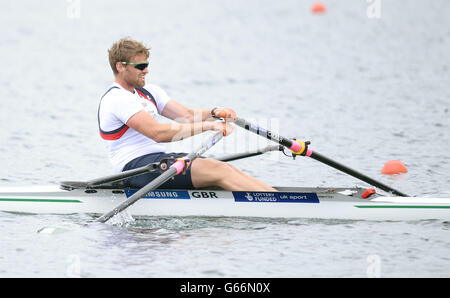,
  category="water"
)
[1,0,449,277]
